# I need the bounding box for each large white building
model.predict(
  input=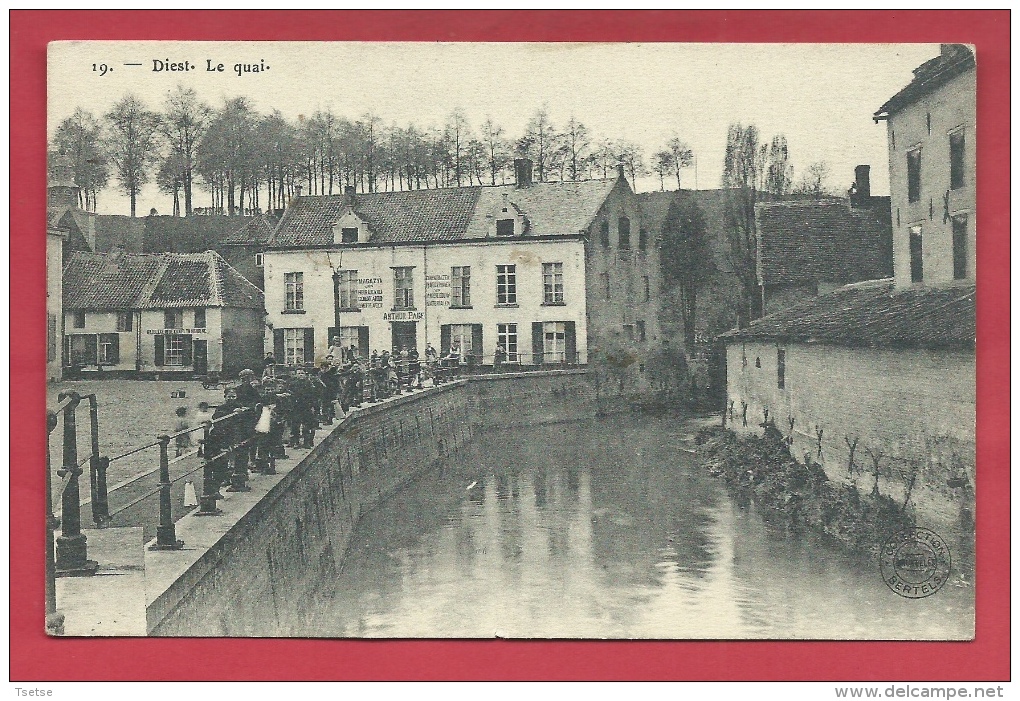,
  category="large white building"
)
[264,160,661,379]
